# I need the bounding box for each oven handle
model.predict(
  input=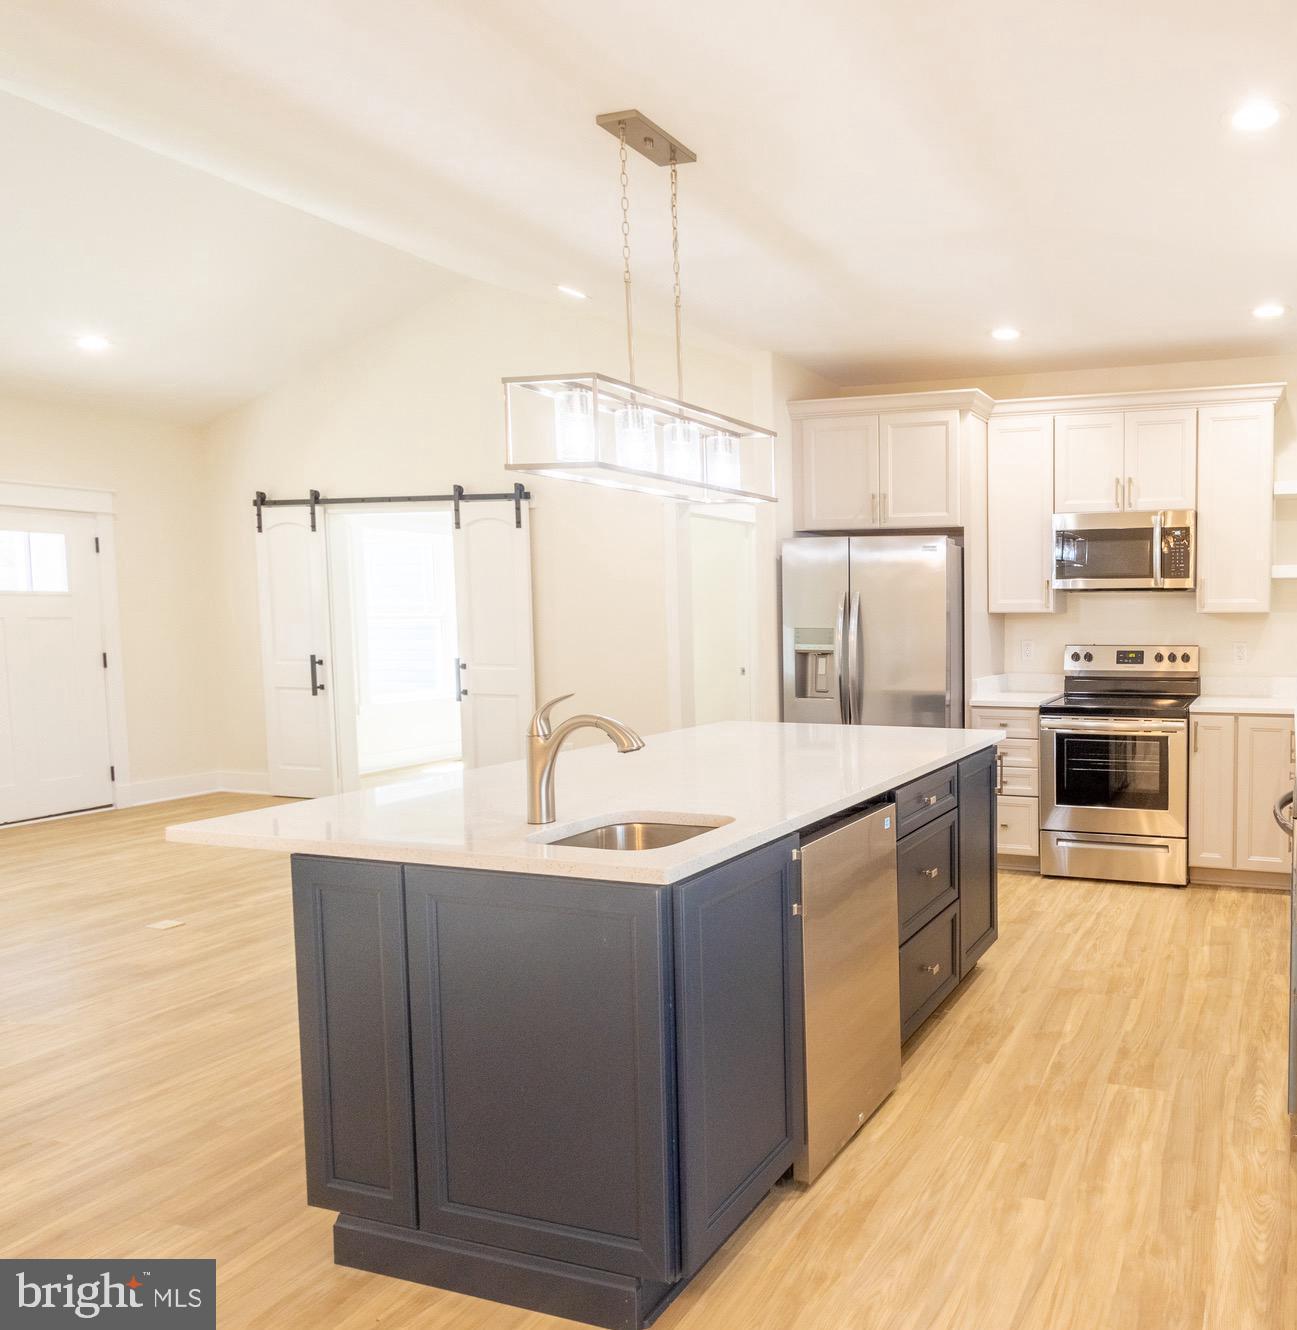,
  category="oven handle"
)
[1054,835,1172,854]
[1040,717,1187,735]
